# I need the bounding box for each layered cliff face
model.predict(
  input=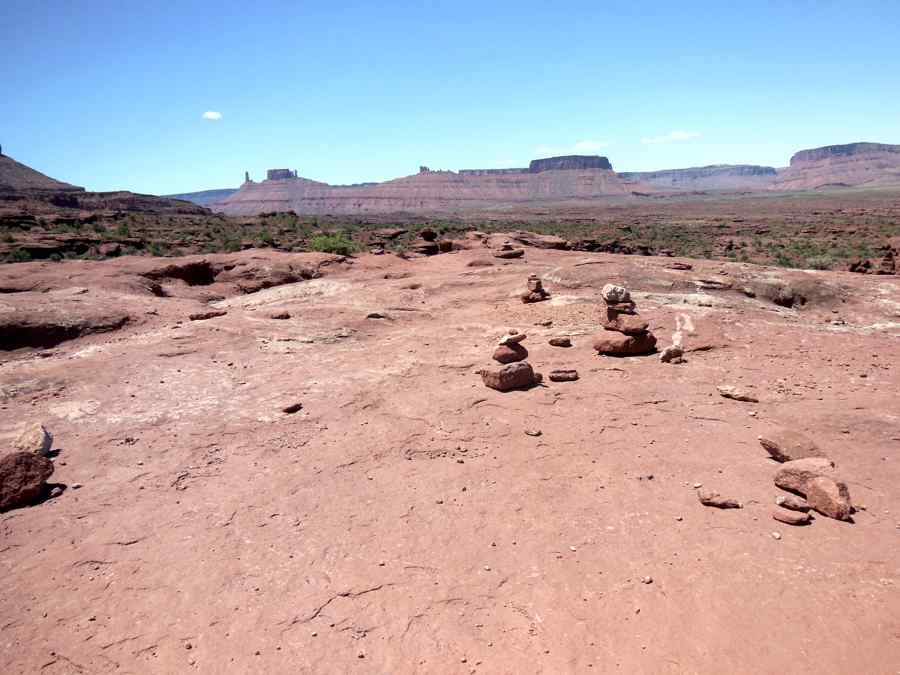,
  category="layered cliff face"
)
[214,164,636,215]
[619,164,777,191]
[529,155,613,172]
[0,154,84,192]
[773,142,900,191]
[164,188,239,206]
